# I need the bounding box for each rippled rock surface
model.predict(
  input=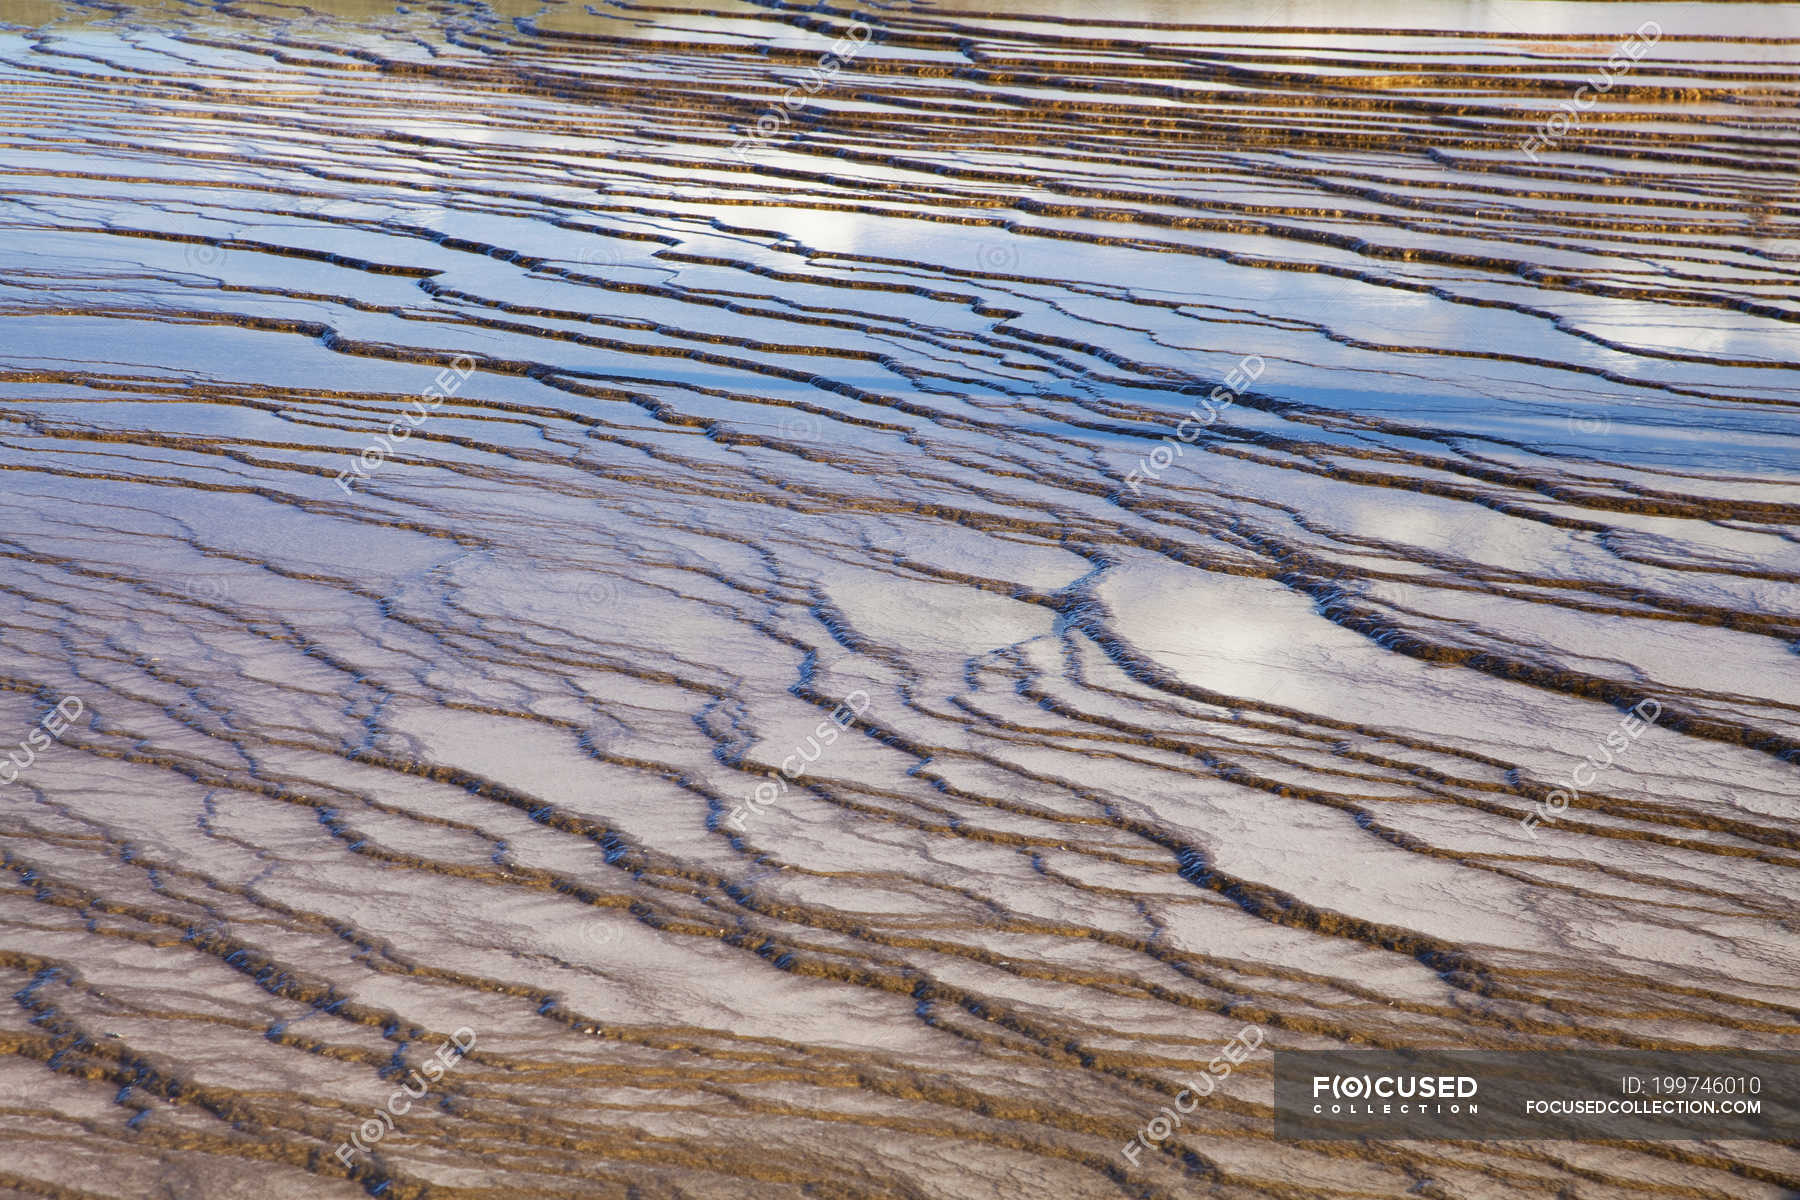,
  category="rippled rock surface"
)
[0,0,1797,1196]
